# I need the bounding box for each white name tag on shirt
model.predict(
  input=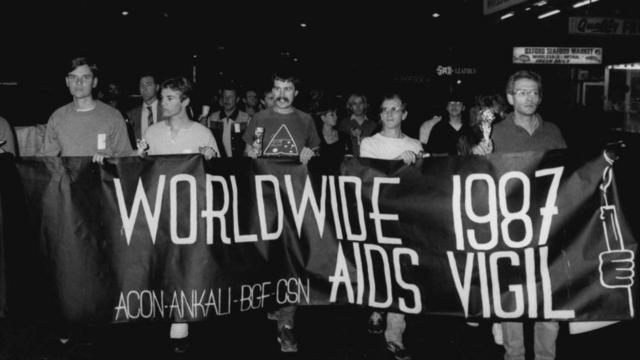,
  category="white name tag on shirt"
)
[97,133,106,150]
[234,122,241,133]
